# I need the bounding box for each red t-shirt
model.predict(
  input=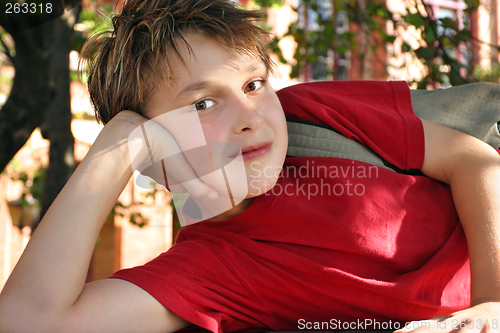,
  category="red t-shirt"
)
[111,81,471,332]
